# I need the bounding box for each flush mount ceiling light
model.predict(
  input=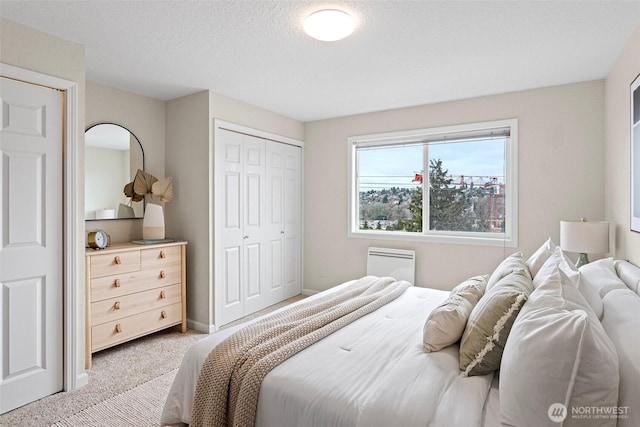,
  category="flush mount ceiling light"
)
[304,9,355,42]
